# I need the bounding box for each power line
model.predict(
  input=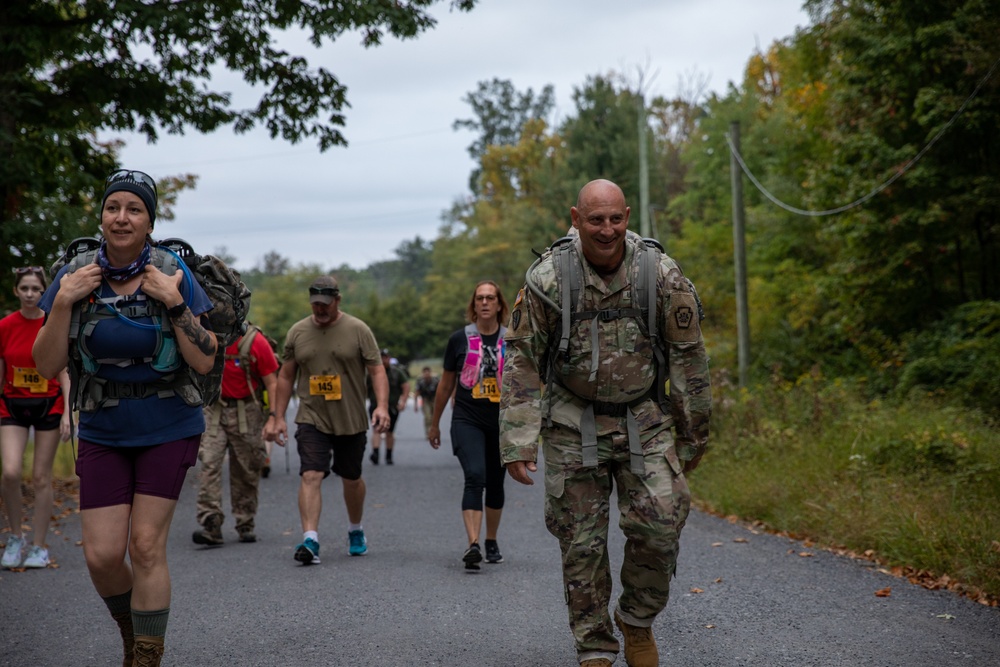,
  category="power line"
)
[137,127,456,170]
[726,53,1000,217]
